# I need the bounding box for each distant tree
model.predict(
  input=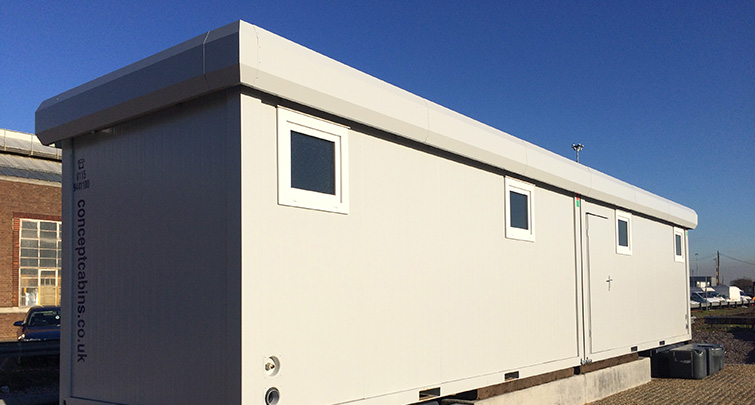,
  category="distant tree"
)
[730,278,754,295]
